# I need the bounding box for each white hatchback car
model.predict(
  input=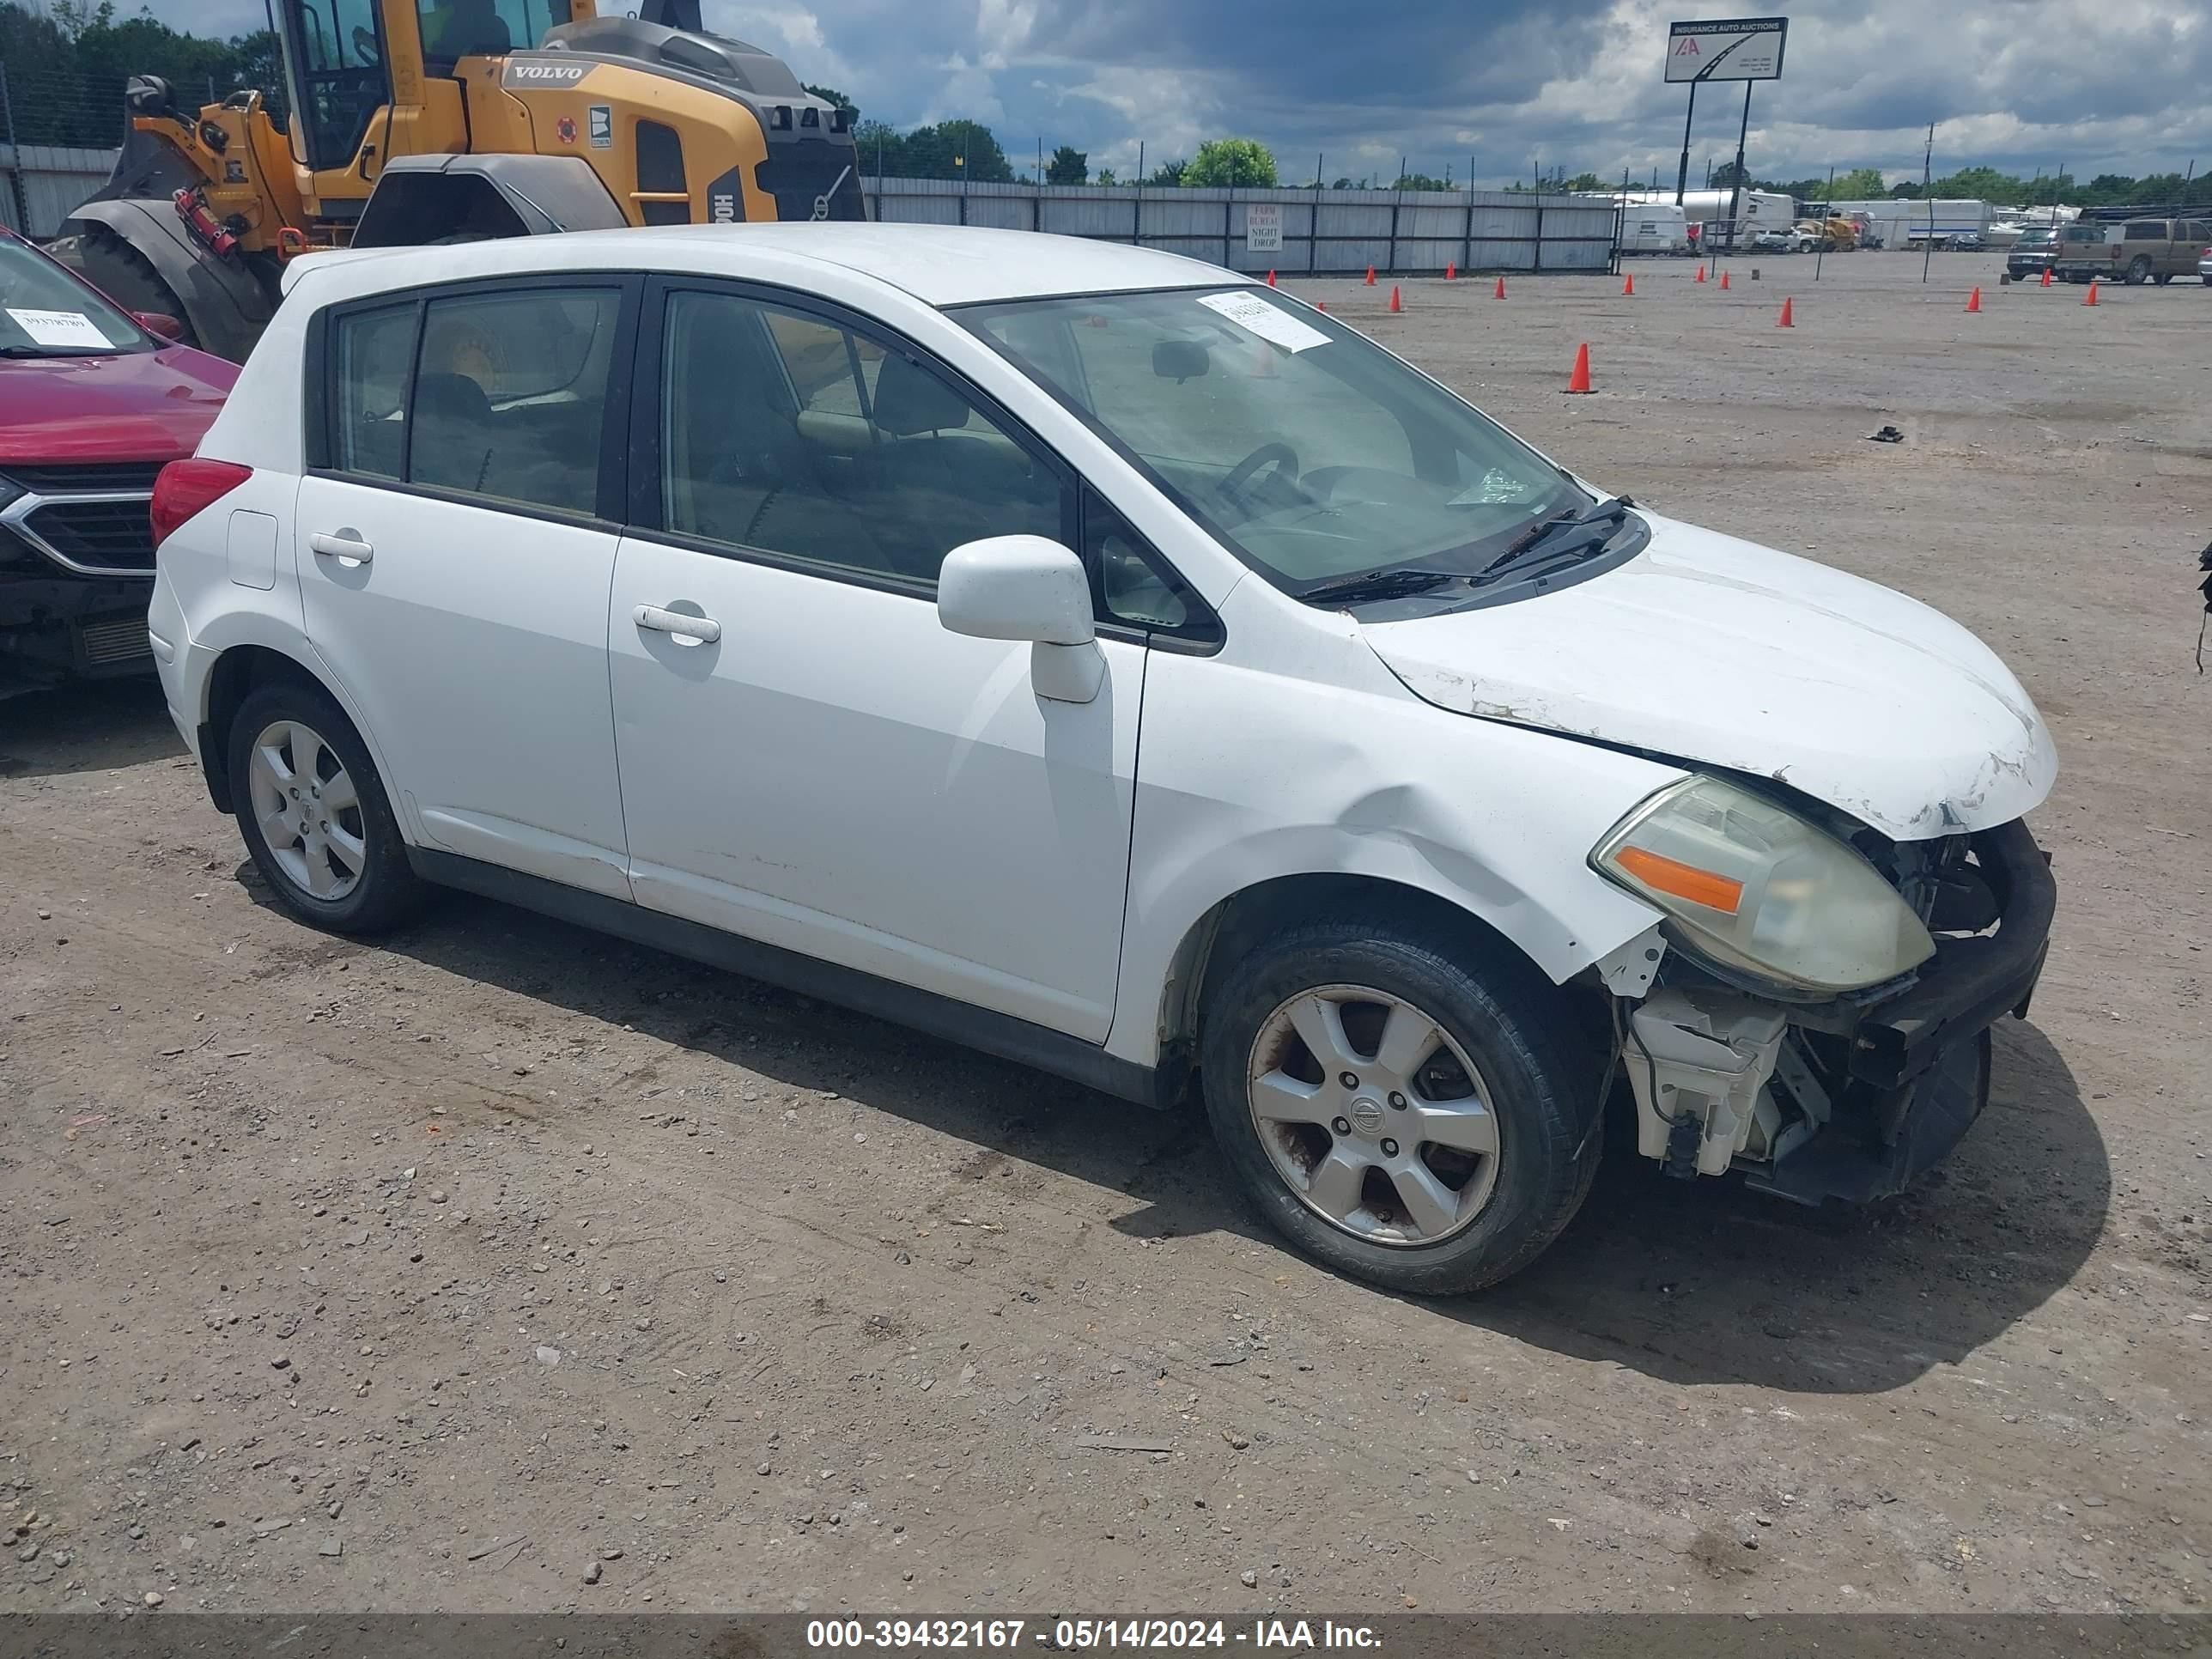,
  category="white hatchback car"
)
[149,226,2057,1293]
